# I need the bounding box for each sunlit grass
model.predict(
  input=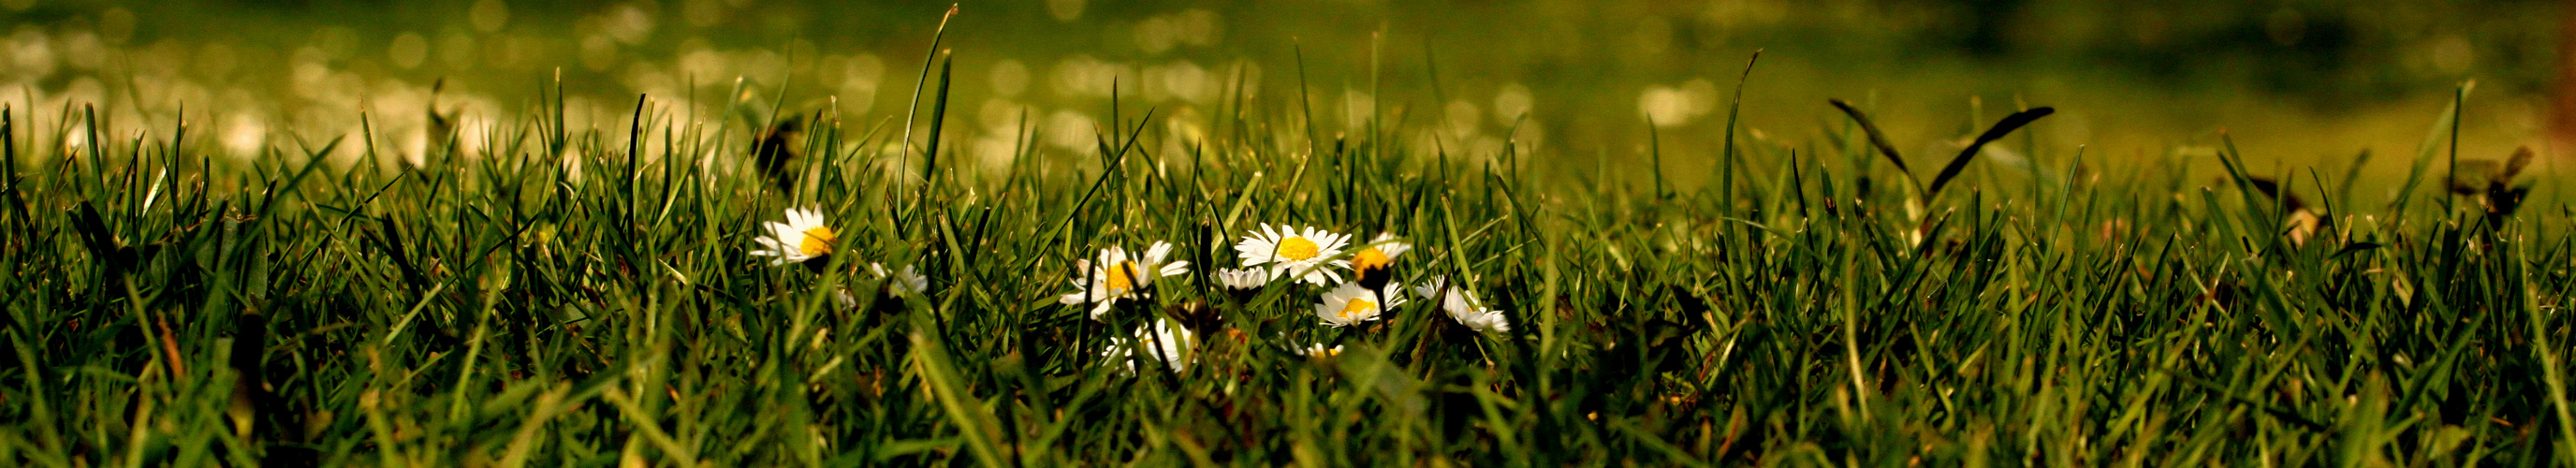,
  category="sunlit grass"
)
[1,15,2574,467]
